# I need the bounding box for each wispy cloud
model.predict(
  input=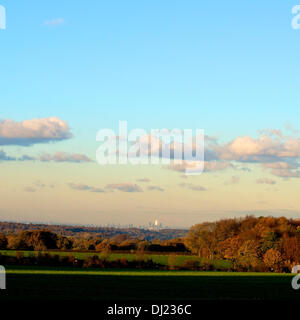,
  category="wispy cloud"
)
[105,183,143,193]
[24,186,37,193]
[68,183,105,193]
[179,183,206,191]
[40,152,92,163]
[68,182,143,193]
[0,150,16,161]
[18,155,36,161]
[24,181,55,193]
[44,18,64,27]
[256,178,277,185]
[225,176,240,185]
[167,161,232,174]
[147,185,164,192]
[136,178,151,183]
[0,150,91,163]
[0,150,35,162]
